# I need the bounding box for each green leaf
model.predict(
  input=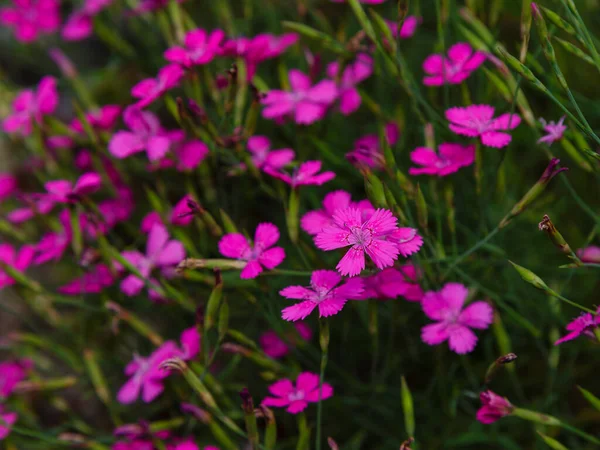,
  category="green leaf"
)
[577,386,600,412]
